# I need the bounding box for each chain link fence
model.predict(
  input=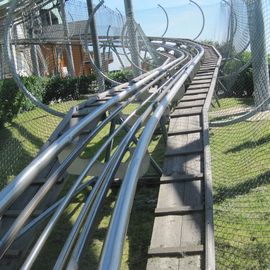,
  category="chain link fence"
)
[210,1,270,269]
[0,0,270,269]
